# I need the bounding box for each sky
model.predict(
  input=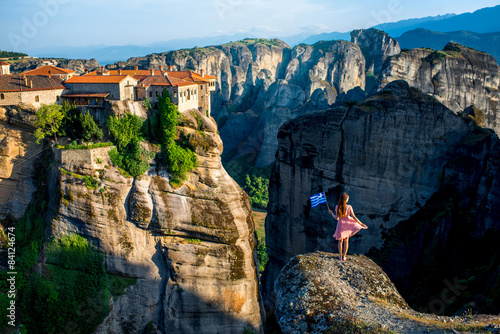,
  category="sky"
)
[0,0,499,53]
